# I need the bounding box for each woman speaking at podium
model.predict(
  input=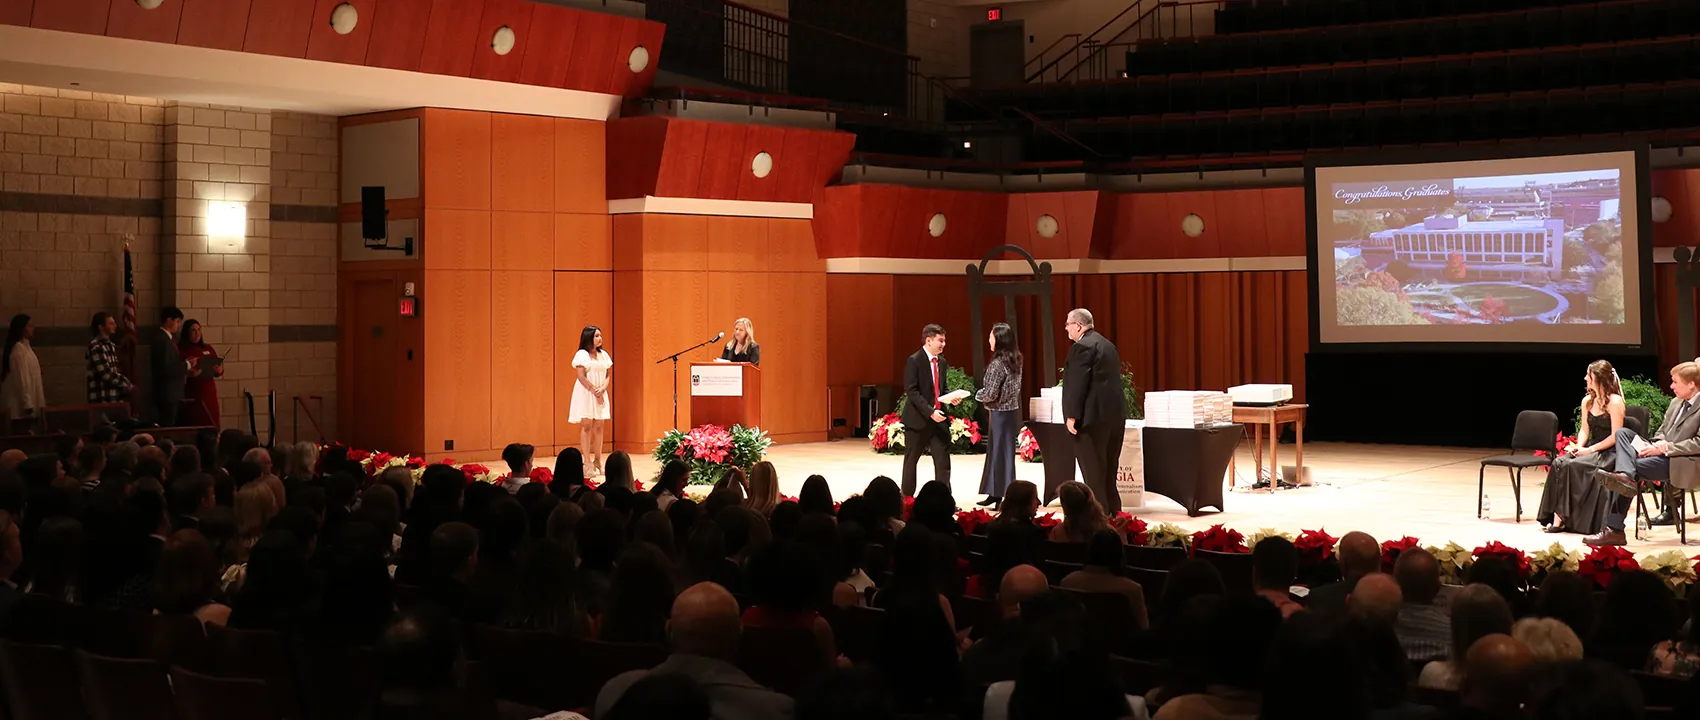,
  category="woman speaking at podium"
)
[720,317,761,366]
